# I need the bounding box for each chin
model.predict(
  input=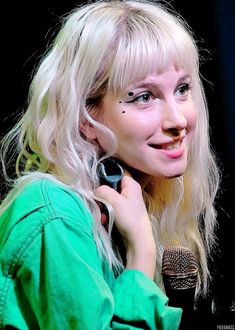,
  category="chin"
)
[161,167,186,179]
[148,170,184,180]
[162,160,188,178]
[166,173,184,179]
